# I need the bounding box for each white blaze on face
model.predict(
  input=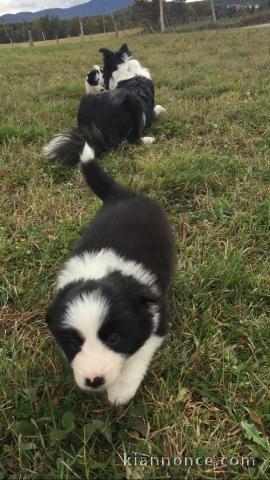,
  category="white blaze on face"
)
[64,291,124,390]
